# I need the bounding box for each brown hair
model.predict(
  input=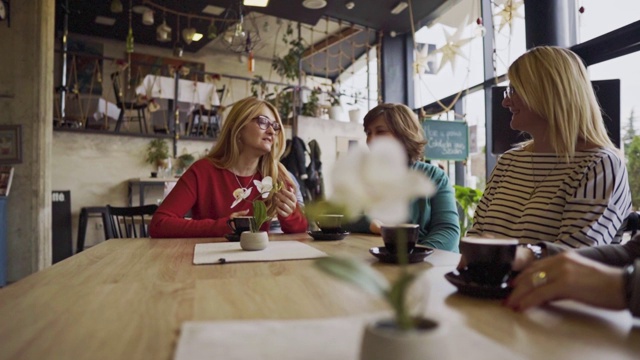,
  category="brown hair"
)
[363,103,427,162]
